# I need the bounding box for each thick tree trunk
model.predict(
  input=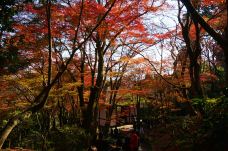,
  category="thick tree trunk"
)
[78,47,85,107]
[224,46,228,86]
[83,37,104,130]
[189,61,203,98]
[0,118,20,149]
[178,7,203,98]
[83,87,98,129]
[223,25,228,87]
[180,0,228,87]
